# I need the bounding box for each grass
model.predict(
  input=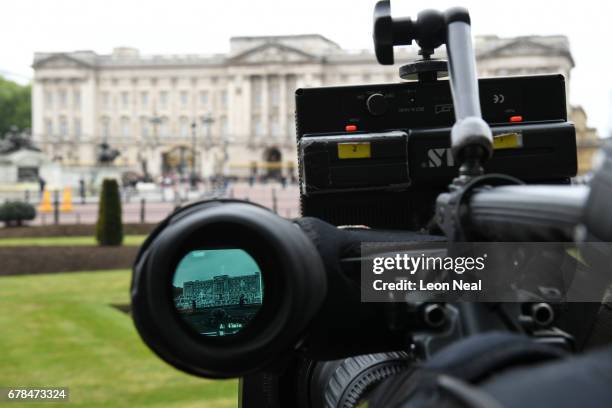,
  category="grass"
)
[0,270,237,408]
[0,235,147,247]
